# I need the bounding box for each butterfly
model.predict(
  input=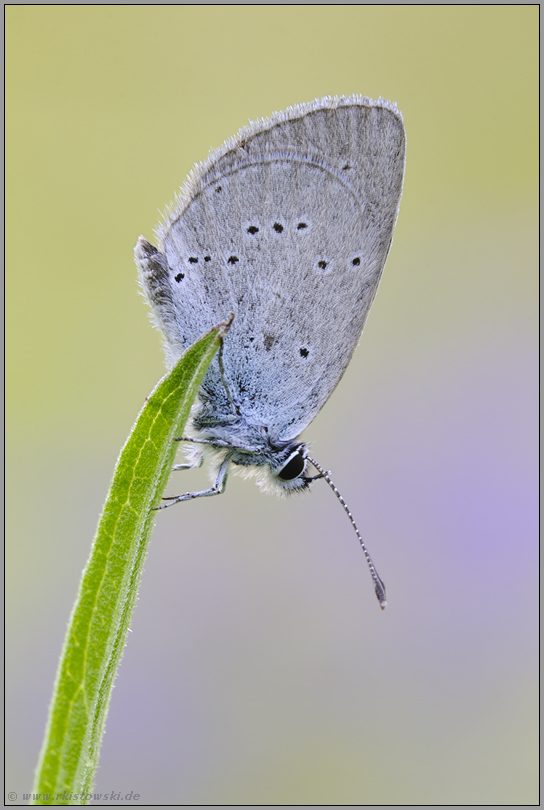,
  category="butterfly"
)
[135,96,406,608]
